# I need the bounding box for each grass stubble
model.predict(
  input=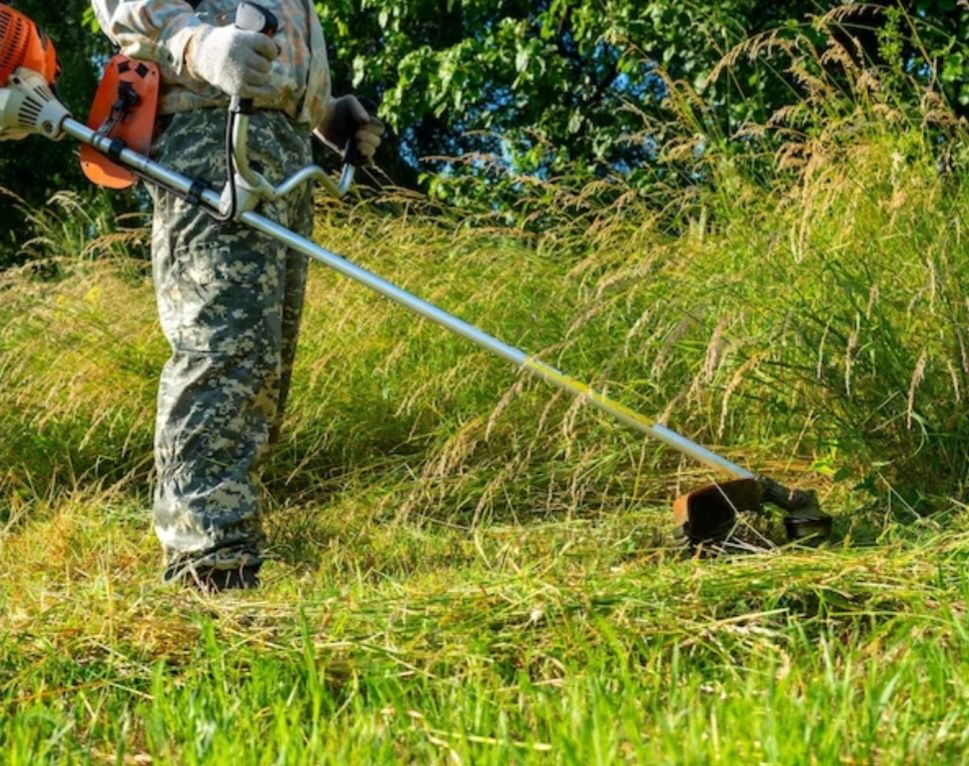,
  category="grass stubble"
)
[3,11,969,764]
